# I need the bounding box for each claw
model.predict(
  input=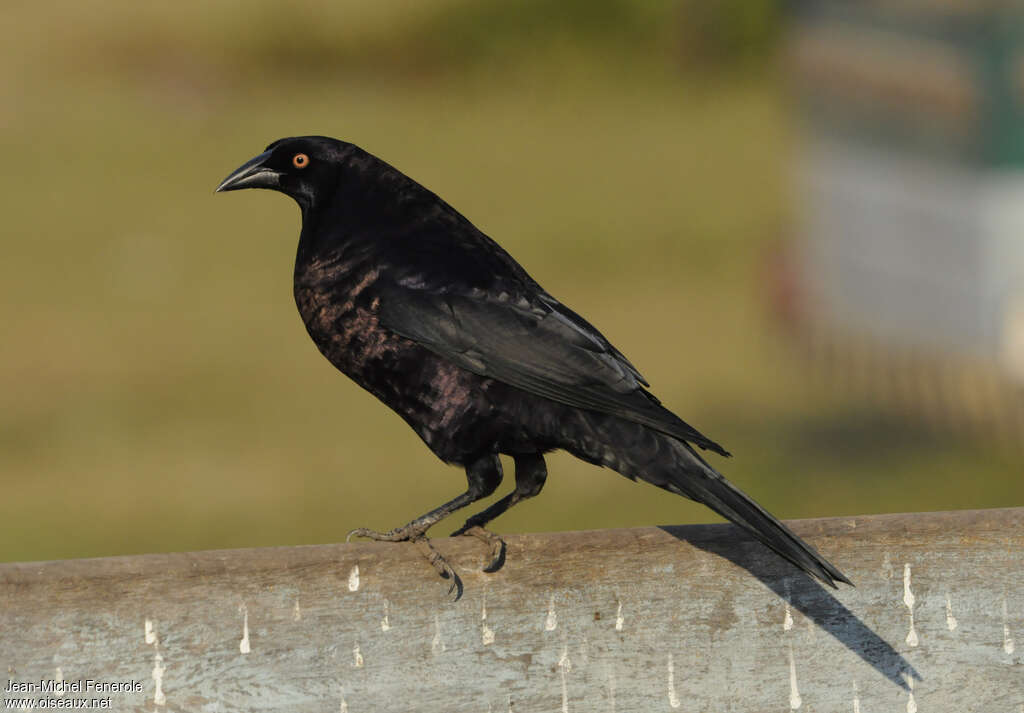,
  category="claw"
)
[345,528,367,543]
[482,539,506,573]
[447,571,464,601]
[414,536,464,602]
